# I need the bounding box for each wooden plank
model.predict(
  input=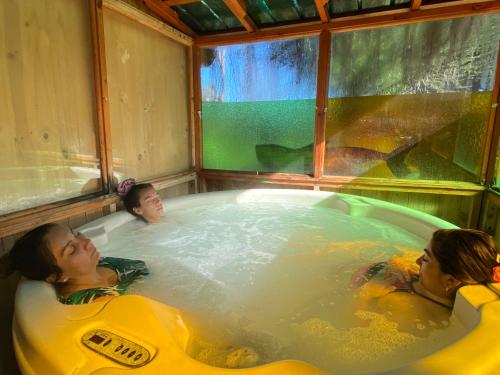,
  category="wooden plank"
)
[196,0,500,46]
[188,47,196,169]
[90,0,113,192]
[410,0,422,11]
[313,30,331,178]
[103,8,191,180]
[103,0,193,46]
[143,0,196,37]
[222,0,257,32]
[199,170,485,195]
[0,195,119,238]
[483,42,500,185]
[196,20,322,47]
[315,0,330,23]
[193,46,203,172]
[147,170,197,190]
